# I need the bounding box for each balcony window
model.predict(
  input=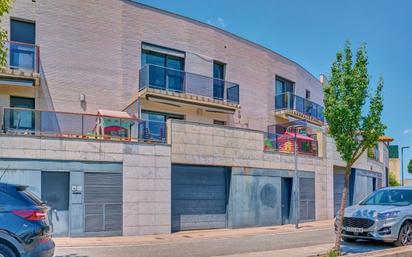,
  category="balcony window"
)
[275,77,295,109]
[141,111,183,141]
[213,62,225,100]
[9,96,35,130]
[141,43,185,91]
[10,19,36,72]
